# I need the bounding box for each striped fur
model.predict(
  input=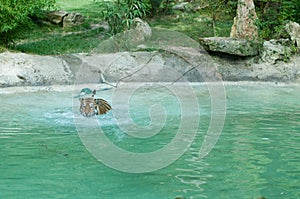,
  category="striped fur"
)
[94,99,112,115]
[80,97,112,117]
